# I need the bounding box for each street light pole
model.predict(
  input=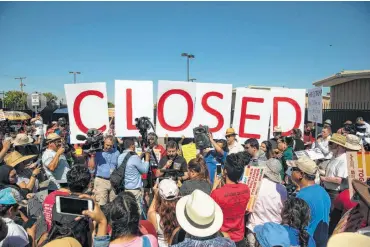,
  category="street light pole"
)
[15,77,26,92]
[69,71,81,84]
[181,53,195,81]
